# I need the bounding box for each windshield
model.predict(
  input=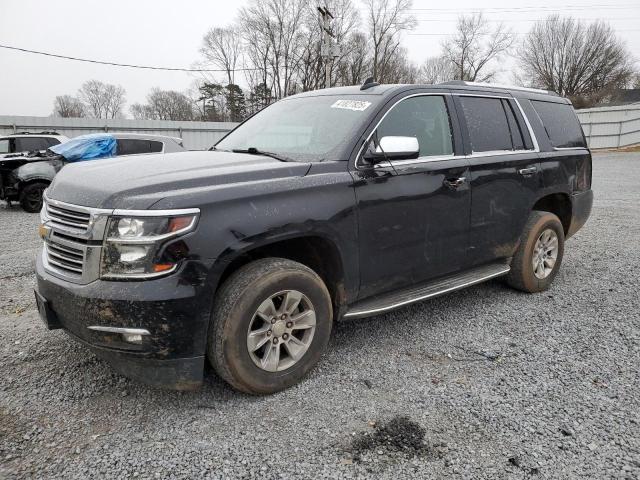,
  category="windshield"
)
[215,95,378,162]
